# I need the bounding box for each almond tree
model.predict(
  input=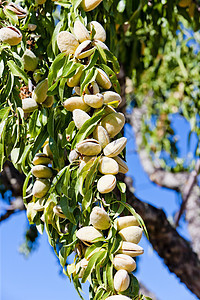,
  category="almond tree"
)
[0,0,200,299]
